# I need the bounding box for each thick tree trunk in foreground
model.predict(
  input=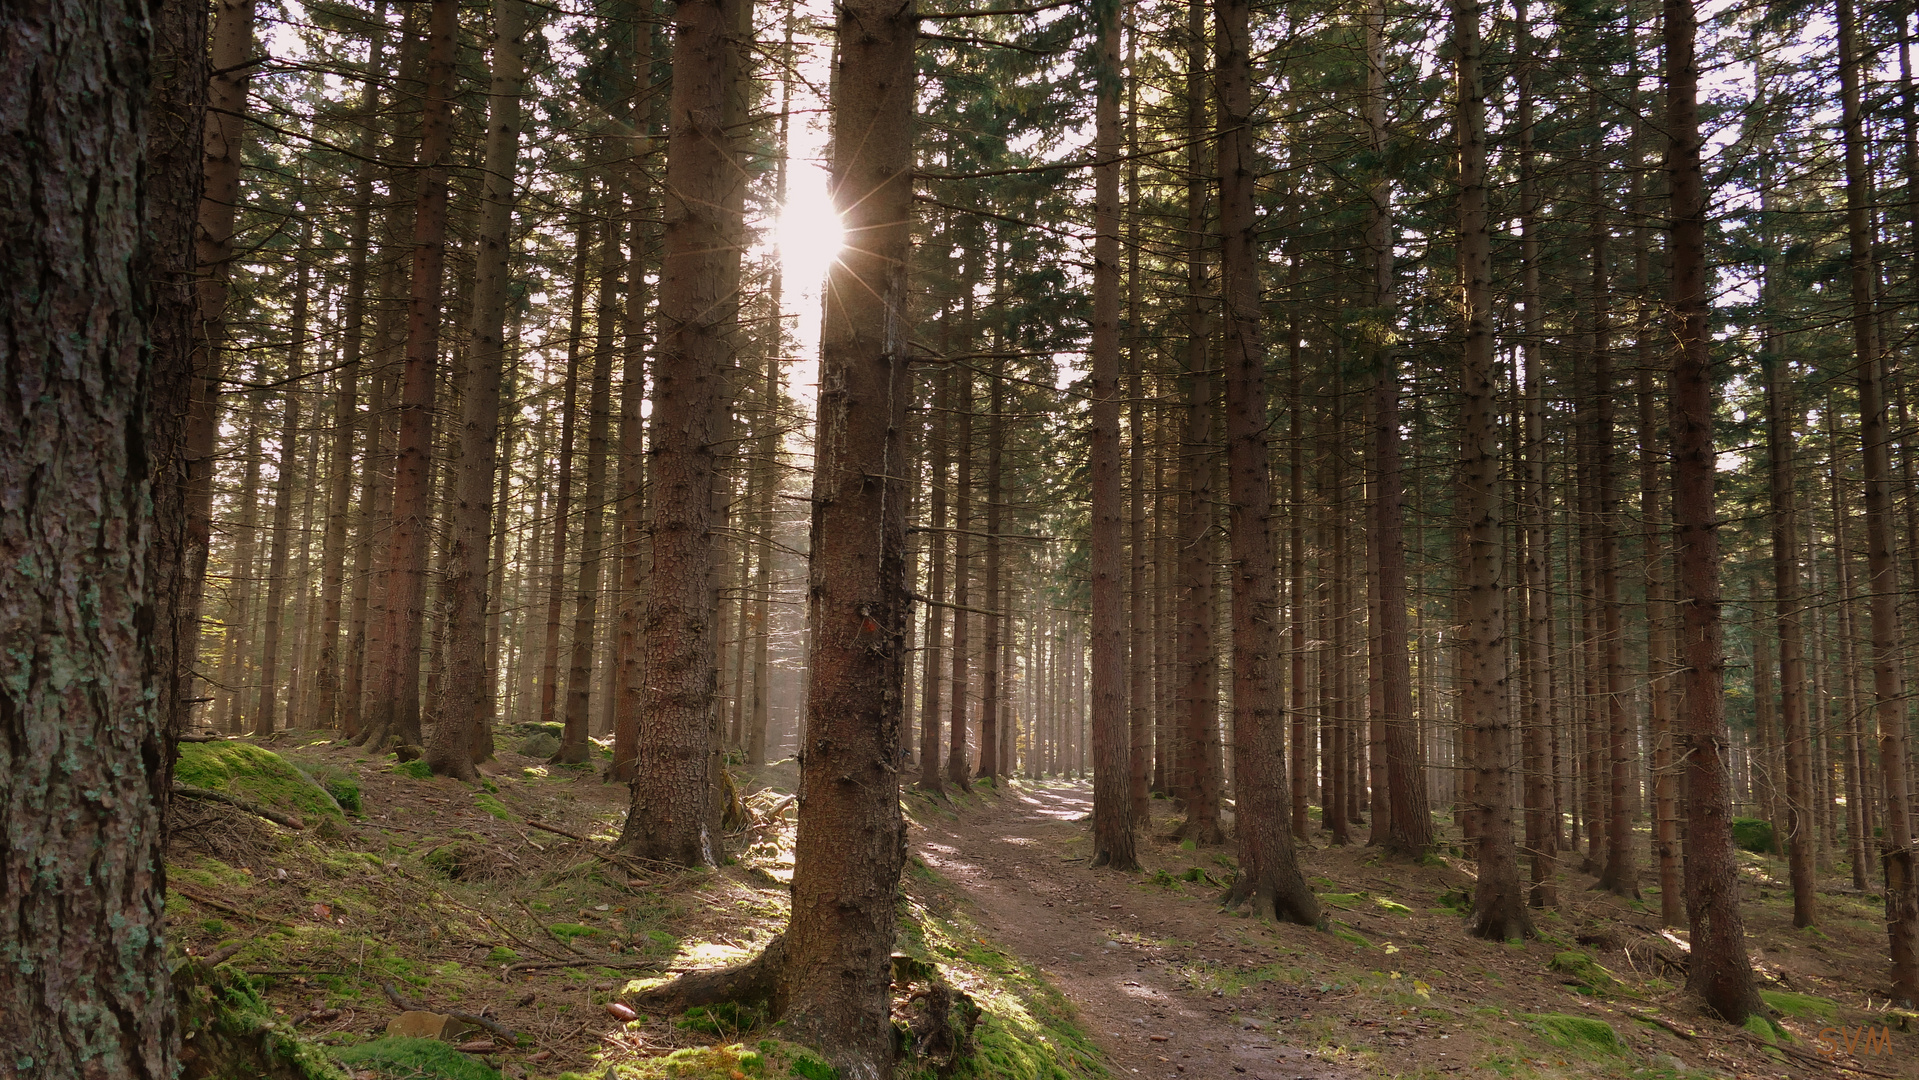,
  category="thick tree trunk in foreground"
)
[1218,0,1317,921]
[1089,0,1138,871]
[774,0,916,1072]
[1455,0,1530,943]
[365,0,458,752]
[1838,0,1919,1004]
[1667,0,1761,1023]
[434,0,526,780]
[621,0,744,865]
[0,1,173,1070]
